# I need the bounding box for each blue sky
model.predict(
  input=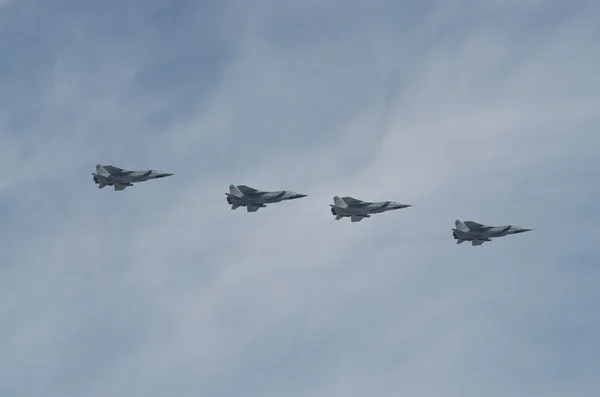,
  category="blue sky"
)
[1,0,599,396]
